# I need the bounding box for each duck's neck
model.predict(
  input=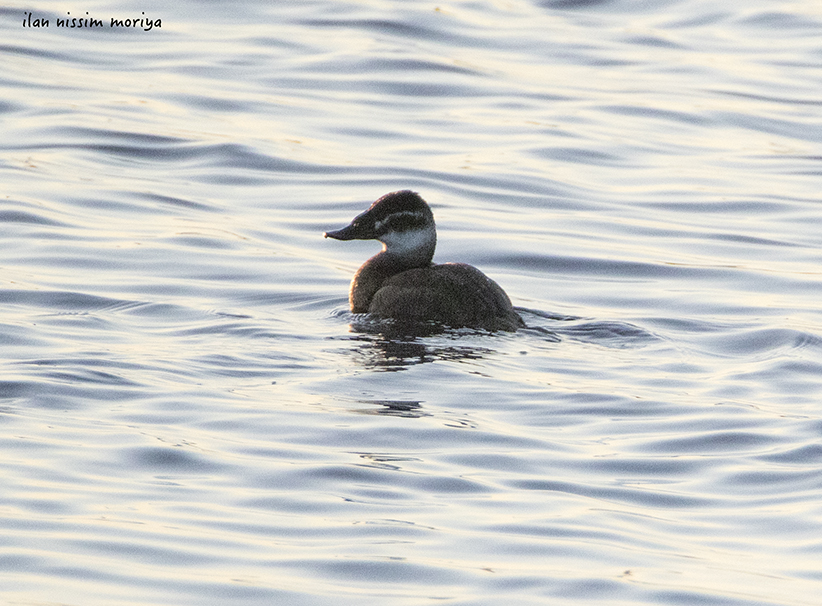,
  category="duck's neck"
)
[349,250,431,313]
[348,226,437,313]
